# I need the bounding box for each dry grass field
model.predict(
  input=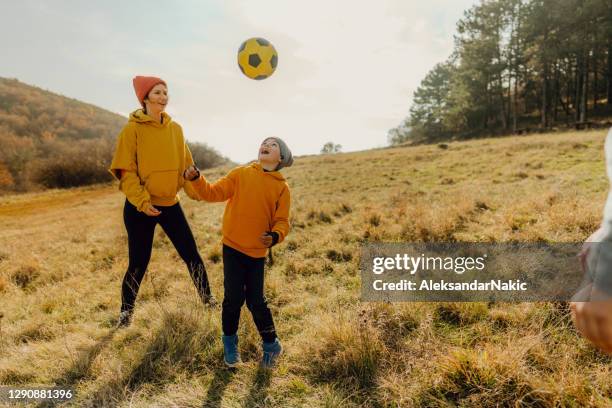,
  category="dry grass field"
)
[0,129,611,407]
